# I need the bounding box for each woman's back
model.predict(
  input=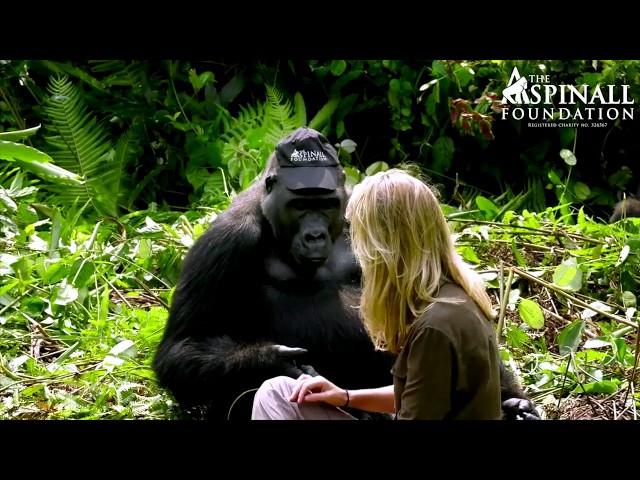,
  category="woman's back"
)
[392,282,502,420]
